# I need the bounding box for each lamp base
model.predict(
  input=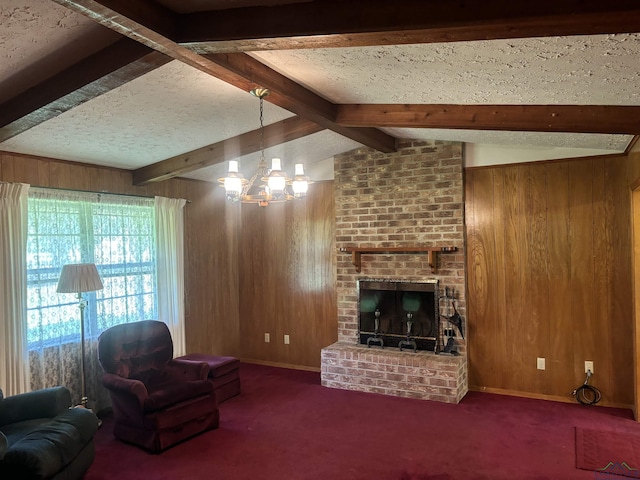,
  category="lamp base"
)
[73,401,102,427]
